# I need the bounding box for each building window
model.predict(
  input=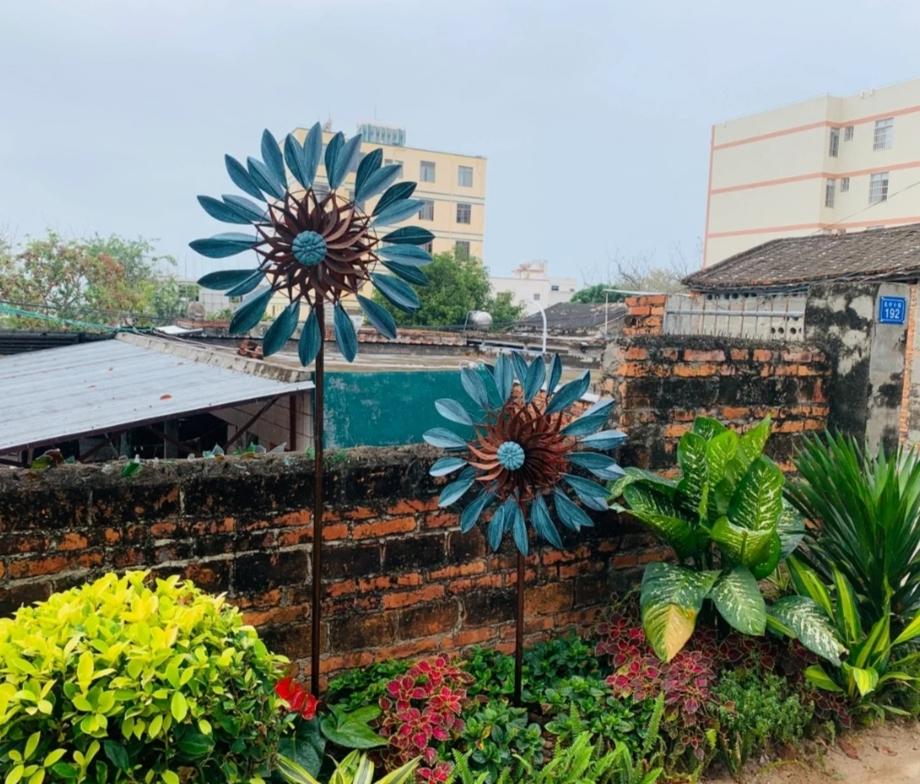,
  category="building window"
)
[825,178,836,208]
[384,158,403,174]
[458,165,473,187]
[533,293,541,301]
[844,125,854,141]
[422,241,433,254]
[840,176,850,193]
[455,240,470,260]
[829,127,840,157]
[456,203,471,224]
[874,118,894,150]
[869,171,890,204]
[550,284,560,292]
[418,200,434,221]
[420,160,436,182]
